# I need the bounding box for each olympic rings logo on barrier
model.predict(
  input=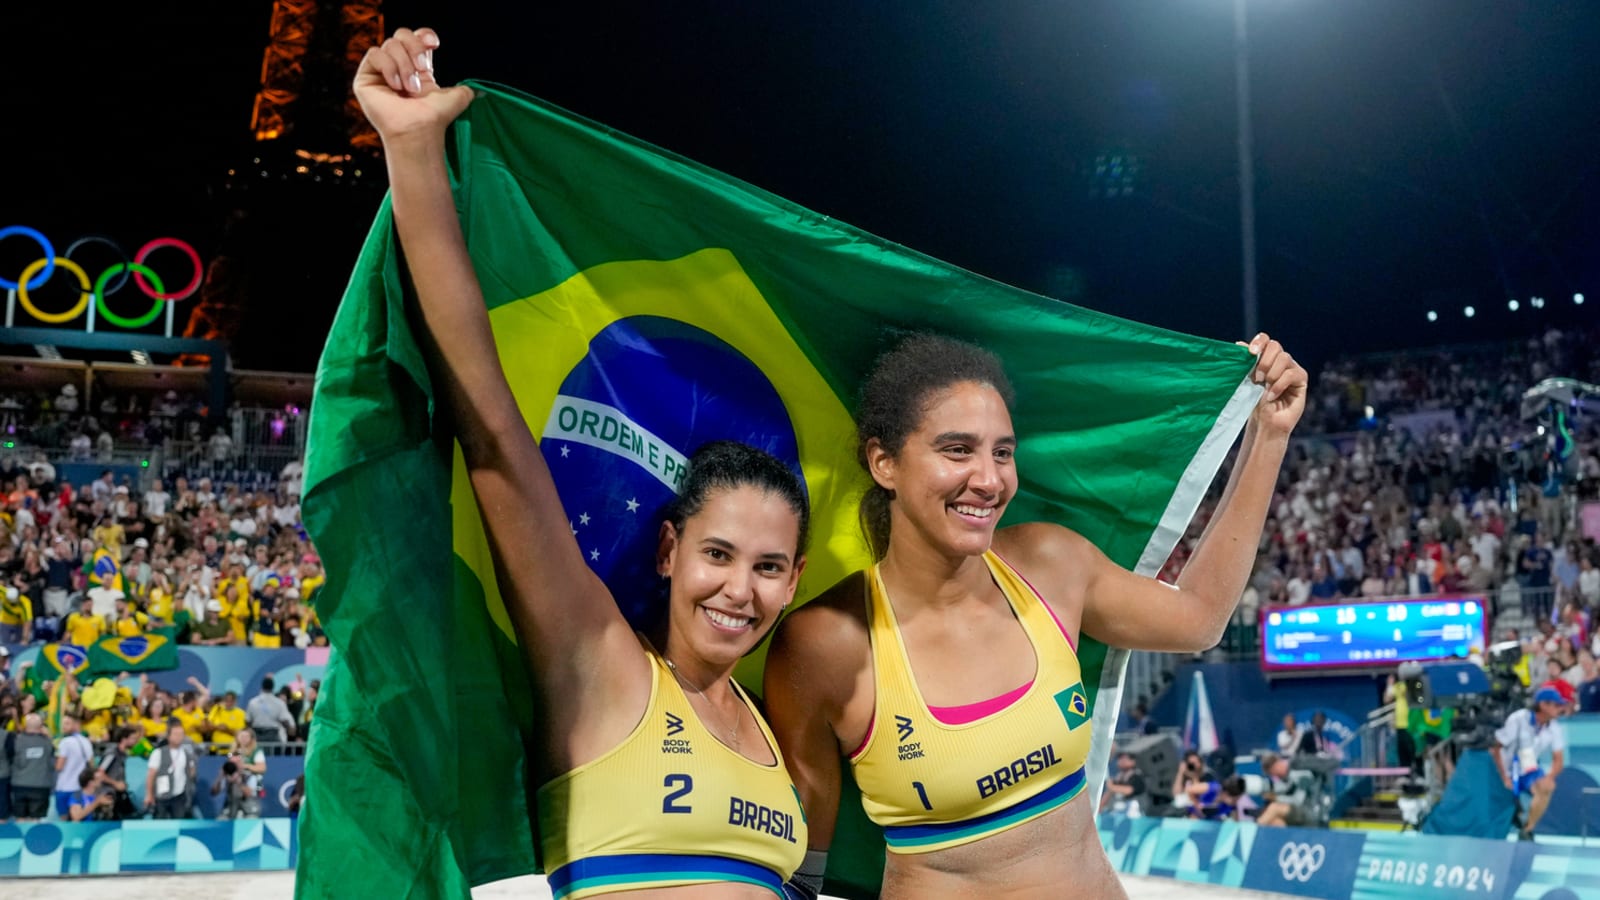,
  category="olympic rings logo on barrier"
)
[1277,842,1326,882]
[1,225,203,330]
